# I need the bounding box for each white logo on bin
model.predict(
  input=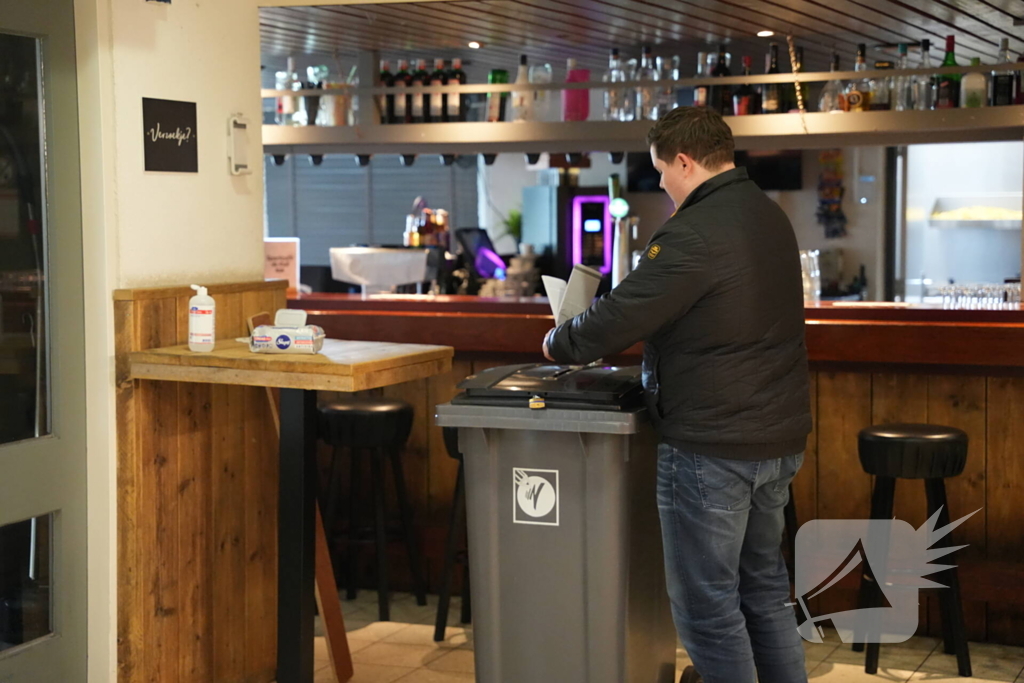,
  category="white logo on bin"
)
[513,468,559,526]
